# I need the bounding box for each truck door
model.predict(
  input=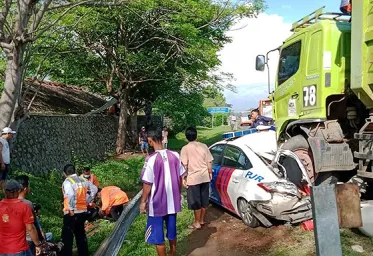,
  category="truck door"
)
[273,36,304,131]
